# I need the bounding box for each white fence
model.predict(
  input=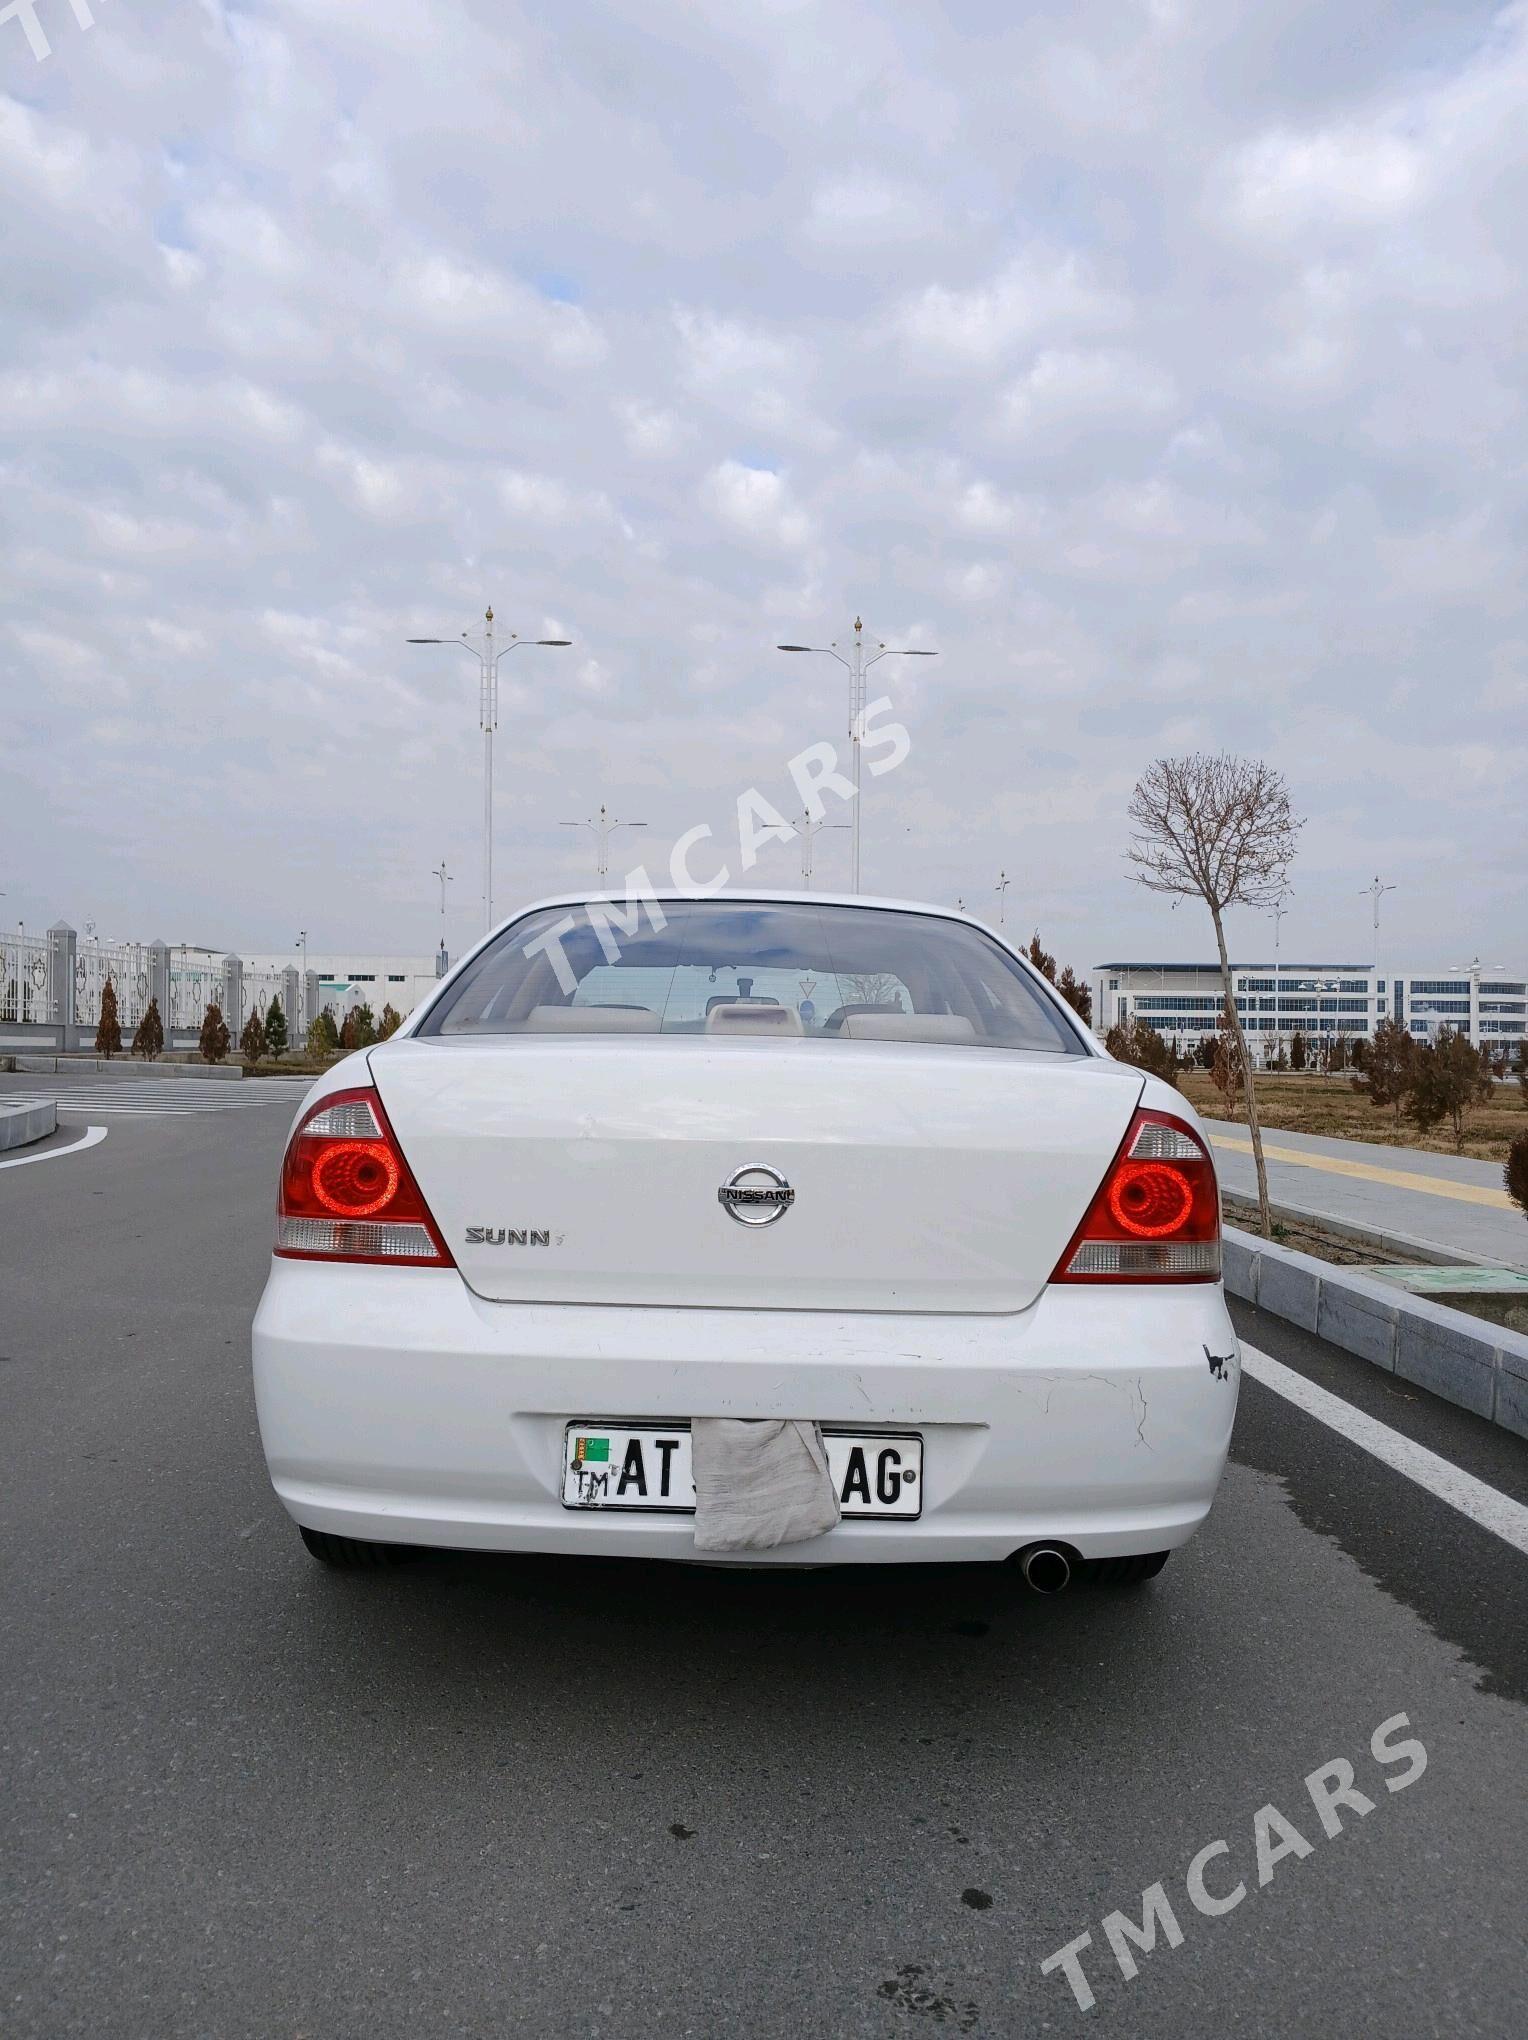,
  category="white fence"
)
[1,931,50,1024]
[0,923,310,1048]
[78,938,152,1032]
[167,949,225,1032]
[2,920,434,1049]
[244,964,294,1034]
